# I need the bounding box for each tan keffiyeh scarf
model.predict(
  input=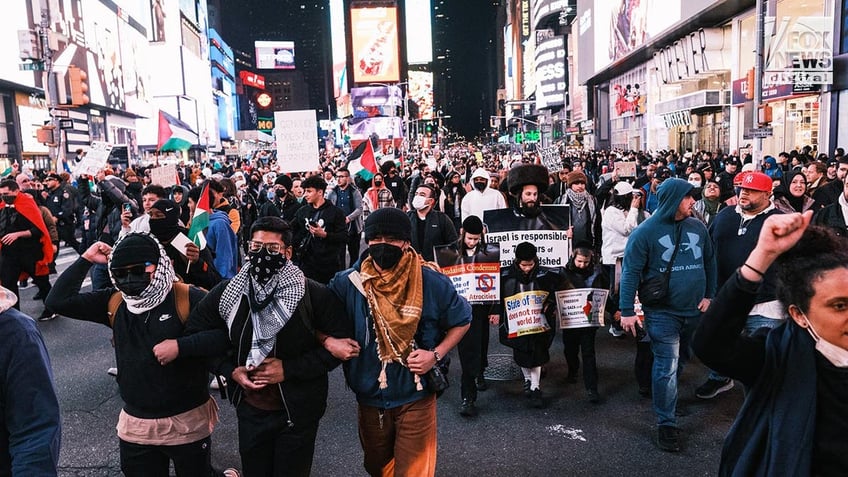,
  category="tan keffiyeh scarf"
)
[359,248,427,390]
